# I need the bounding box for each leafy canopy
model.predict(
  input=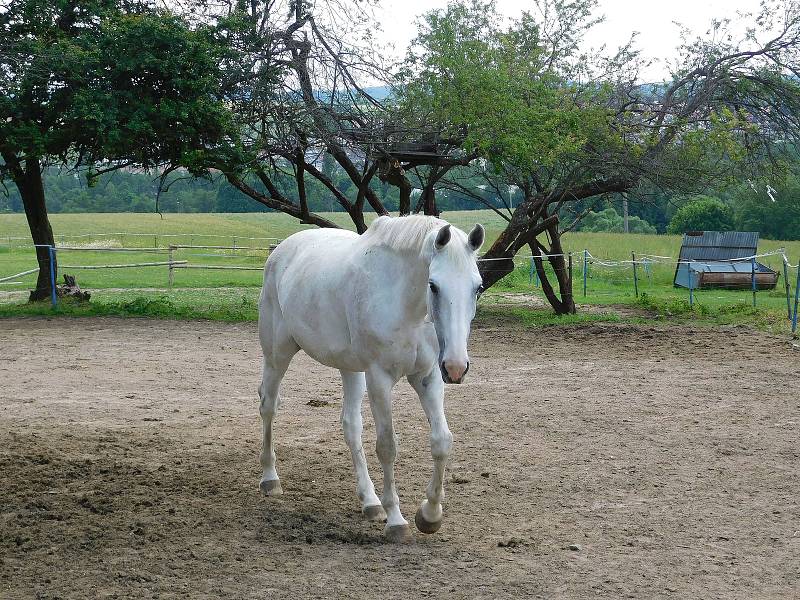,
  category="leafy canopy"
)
[579,207,656,234]
[0,0,232,178]
[399,0,617,177]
